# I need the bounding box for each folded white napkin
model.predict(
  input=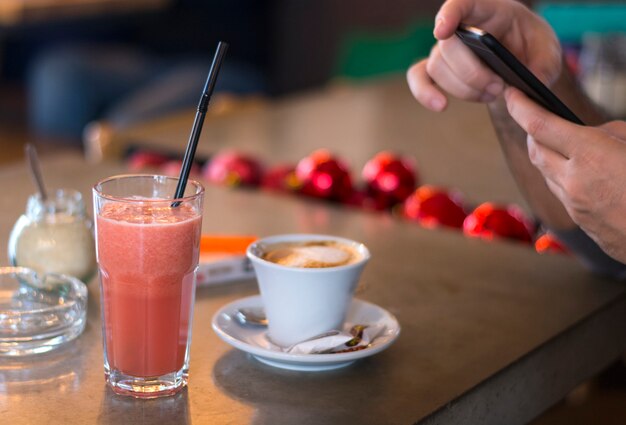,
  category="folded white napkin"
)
[284,324,386,355]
